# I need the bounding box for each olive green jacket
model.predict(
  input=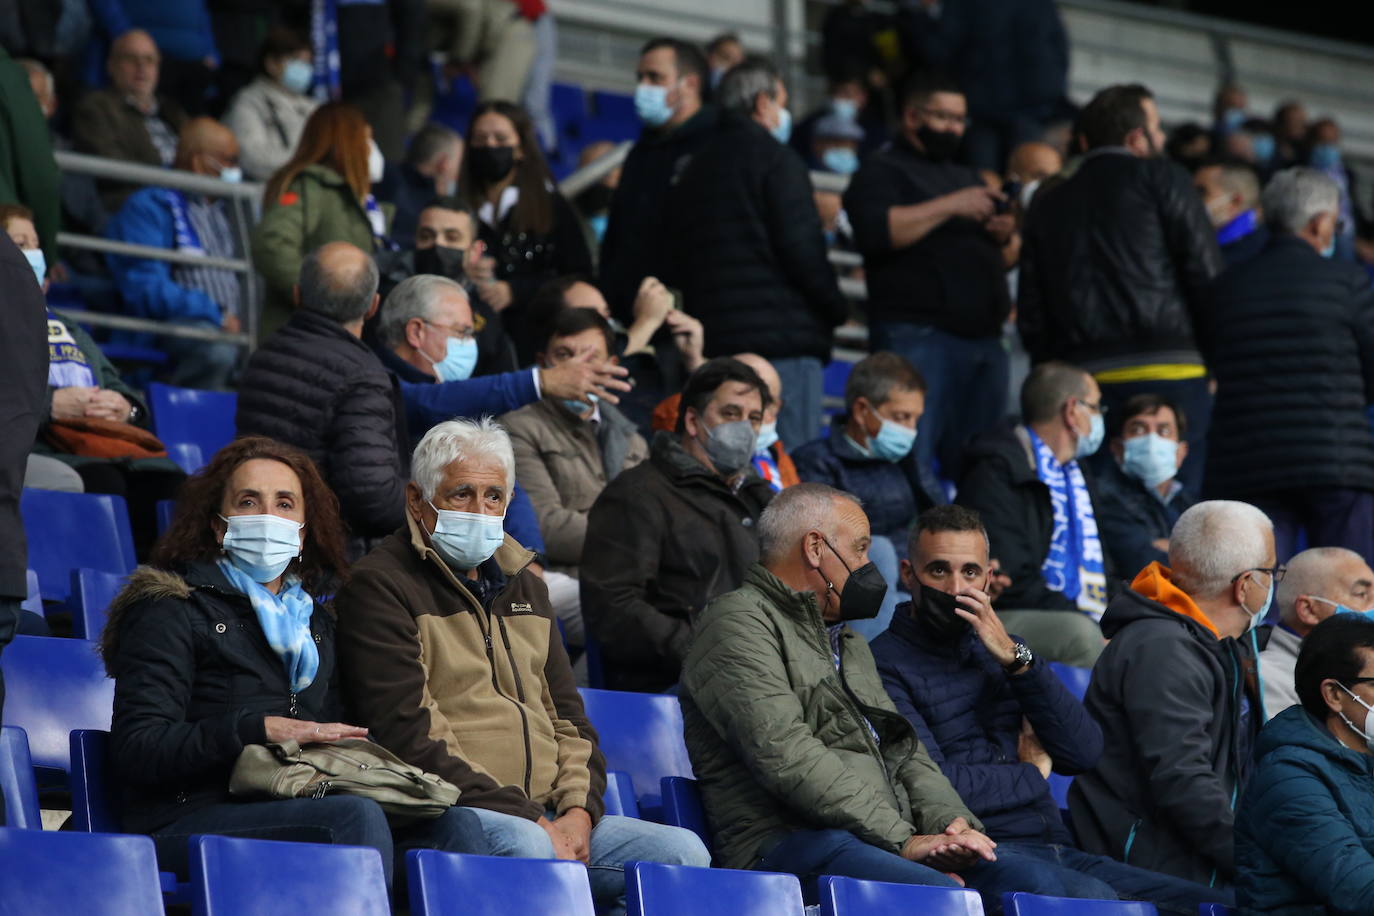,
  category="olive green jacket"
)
[250,164,392,337]
[680,564,979,870]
